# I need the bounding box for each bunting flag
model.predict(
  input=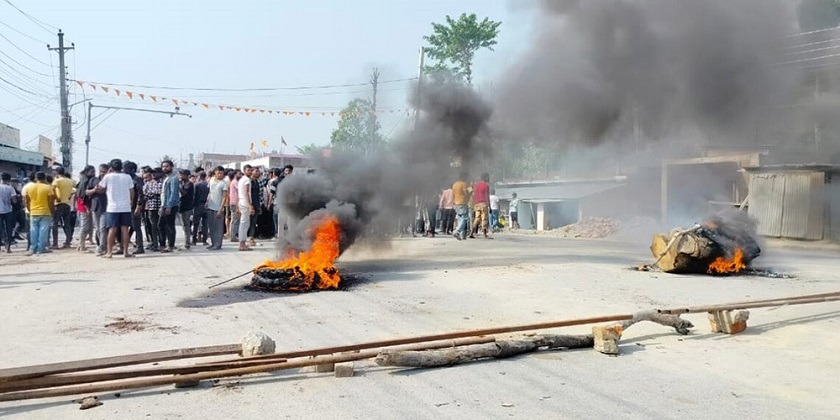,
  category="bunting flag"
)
[73,80,414,117]
[281,136,287,146]
[261,139,268,147]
